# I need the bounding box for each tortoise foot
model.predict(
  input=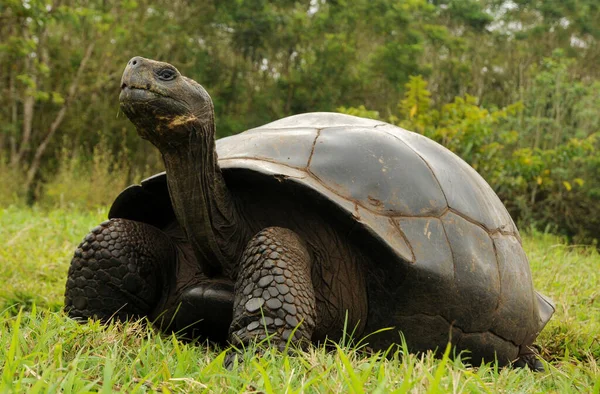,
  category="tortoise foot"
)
[173,280,234,342]
[513,345,545,372]
[223,350,239,370]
